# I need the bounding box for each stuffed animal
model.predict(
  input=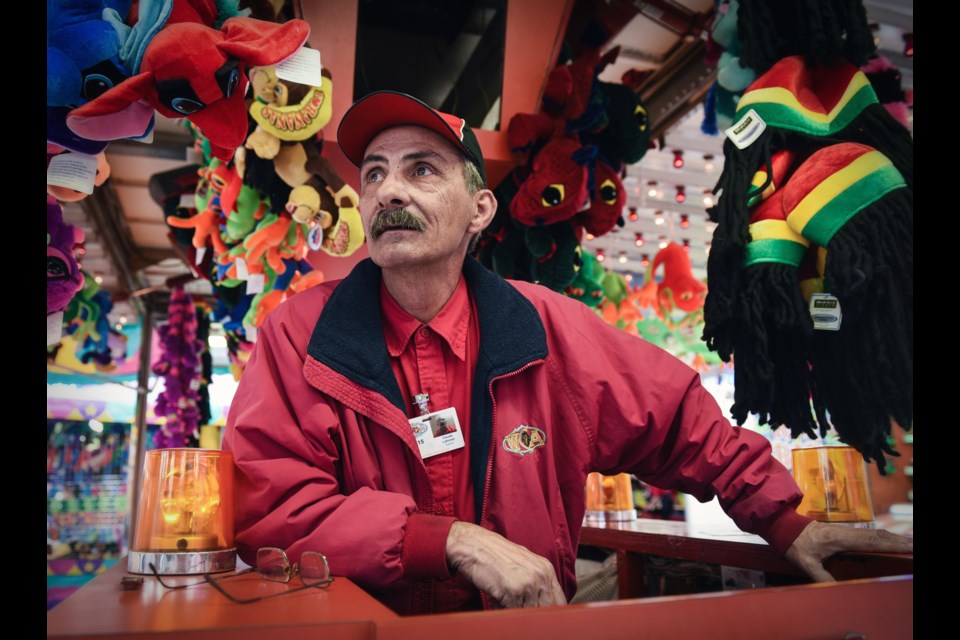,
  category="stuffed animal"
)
[510,136,594,227]
[571,157,625,238]
[585,81,651,166]
[47,195,86,315]
[151,286,204,448]
[636,242,707,328]
[245,65,333,155]
[104,0,248,75]
[62,271,116,367]
[241,67,364,257]
[67,16,310,162]
[47,0,133,108]
[564,248,606,307]
[166,158,232,256]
